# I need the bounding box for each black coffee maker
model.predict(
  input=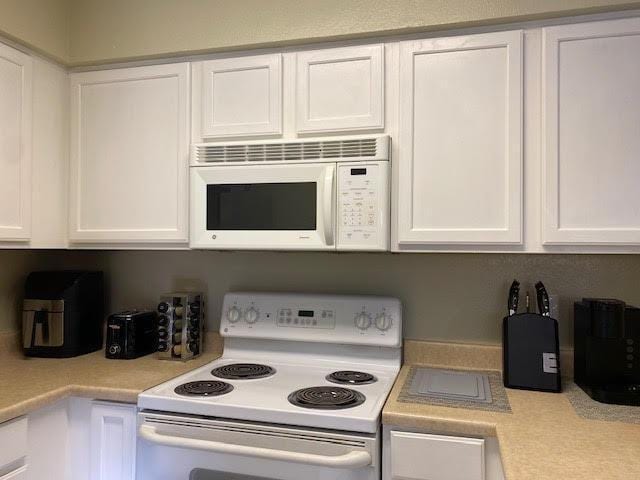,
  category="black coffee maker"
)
[23,271,104,358]
[574,298,640,405]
